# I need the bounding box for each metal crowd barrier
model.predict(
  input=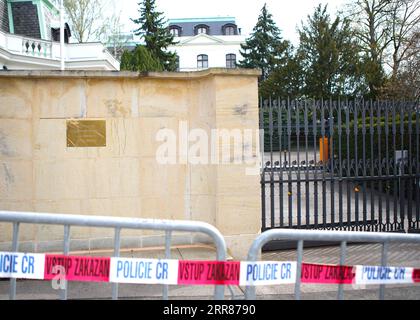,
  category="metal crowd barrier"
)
[0,210,227,301]
[245,229,420,300]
